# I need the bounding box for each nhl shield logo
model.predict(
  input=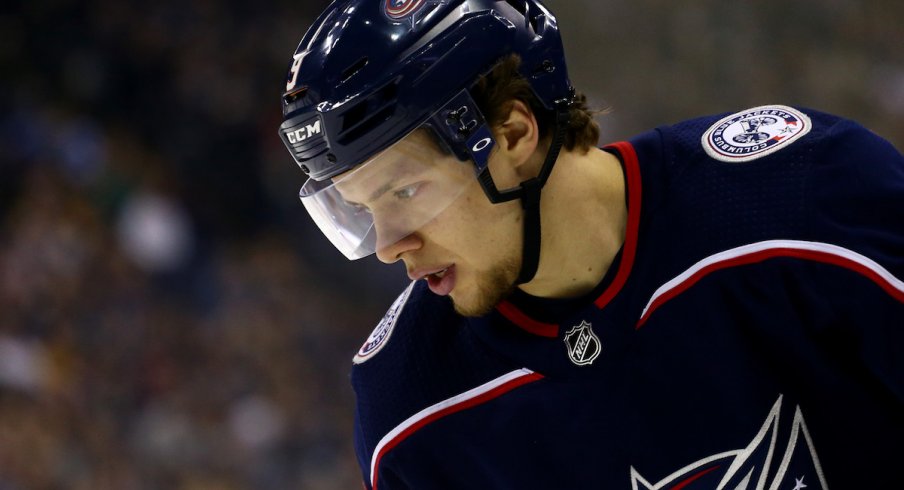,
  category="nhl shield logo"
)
[564,321,601,366]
